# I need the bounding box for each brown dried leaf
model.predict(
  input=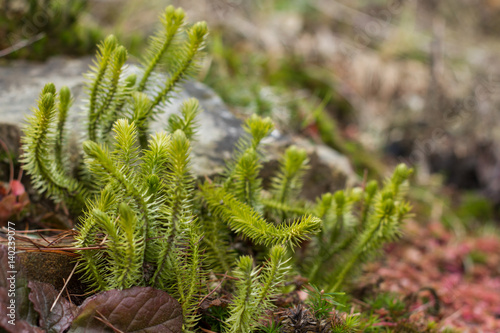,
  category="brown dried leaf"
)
[69,286,183,333]
[28,281,76,333]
